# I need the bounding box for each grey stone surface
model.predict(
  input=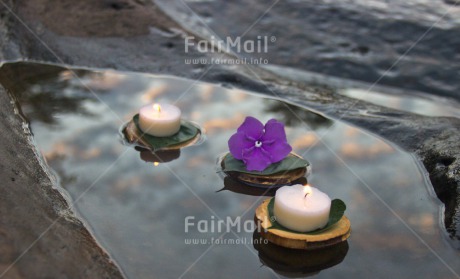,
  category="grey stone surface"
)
[0,86,124,278]
[165,0,460,100]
